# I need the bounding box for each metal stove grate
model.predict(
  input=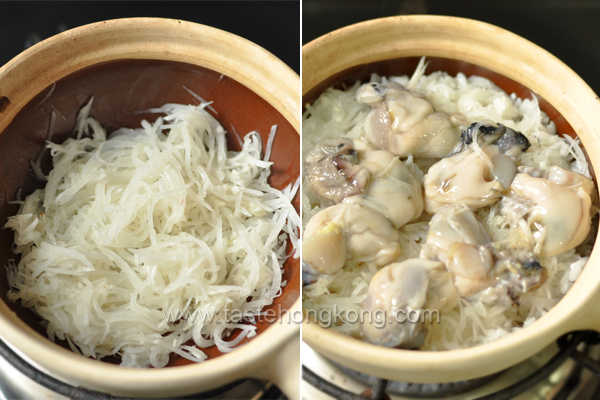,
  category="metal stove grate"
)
[303,331,600,400]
